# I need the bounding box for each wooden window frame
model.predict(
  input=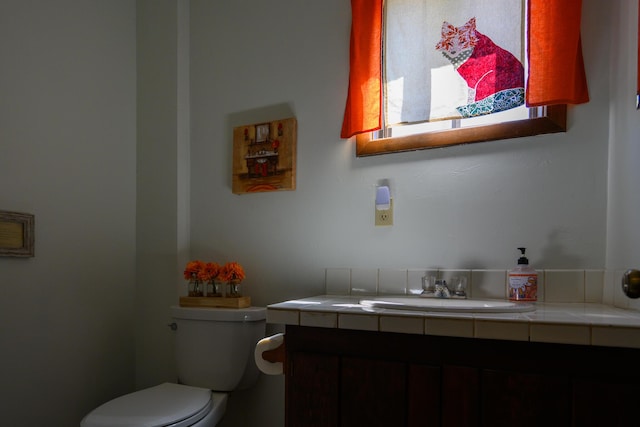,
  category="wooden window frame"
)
[355,104,566,156]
